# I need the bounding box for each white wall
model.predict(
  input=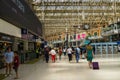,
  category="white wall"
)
[0,18,21,37]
